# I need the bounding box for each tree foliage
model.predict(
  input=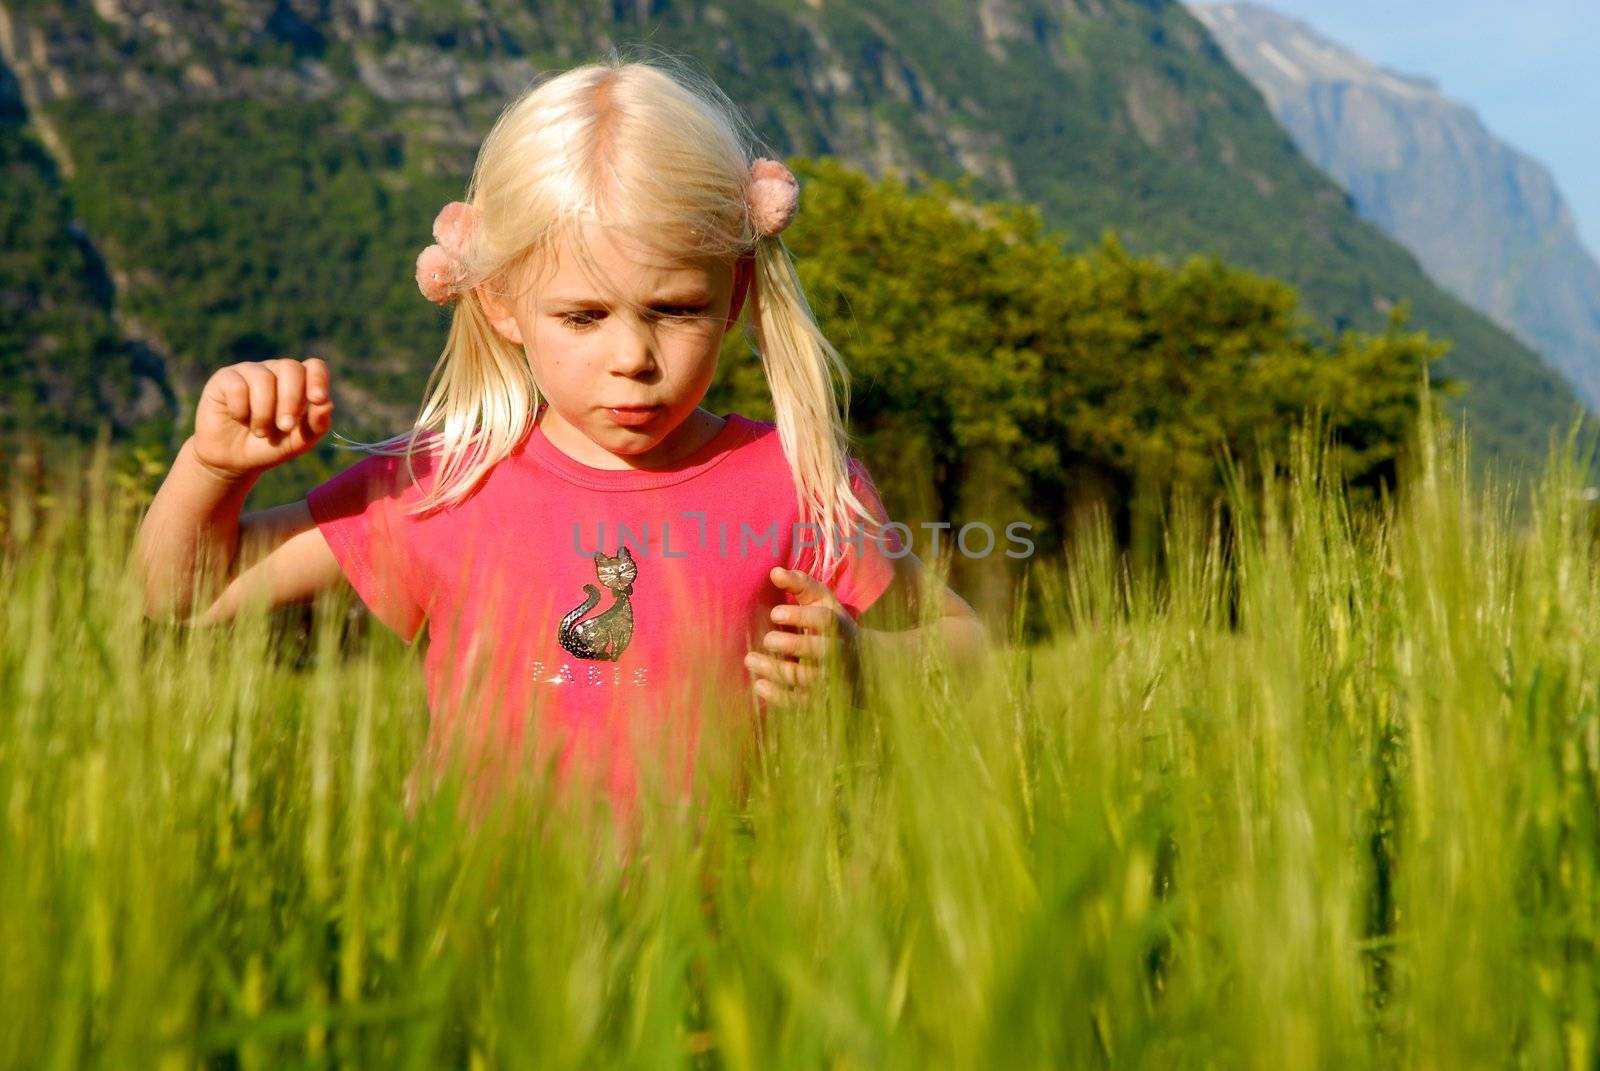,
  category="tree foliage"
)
[11,88,1448,543]
[0,107,164,443]
[709,158,1450,555]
